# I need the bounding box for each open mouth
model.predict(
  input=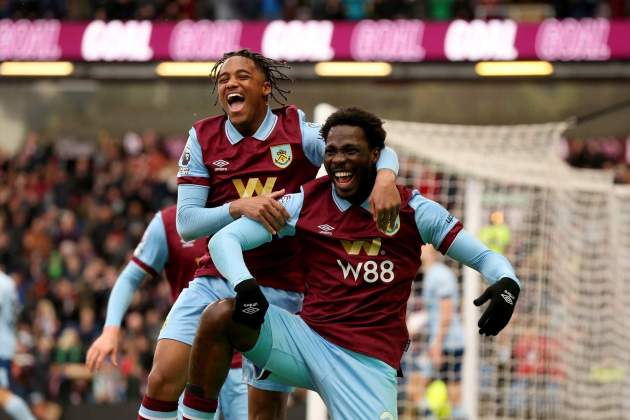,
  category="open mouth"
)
[226,92,245,113]
[333,170,354,187]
